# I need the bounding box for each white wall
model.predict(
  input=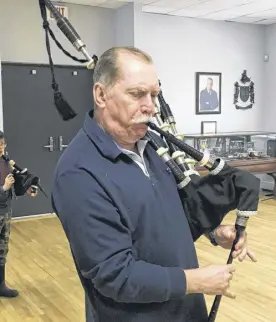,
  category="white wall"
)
[140,13,266,134]
[263,24,276,132]
[115,3,135,46]
[114,2,143,47]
